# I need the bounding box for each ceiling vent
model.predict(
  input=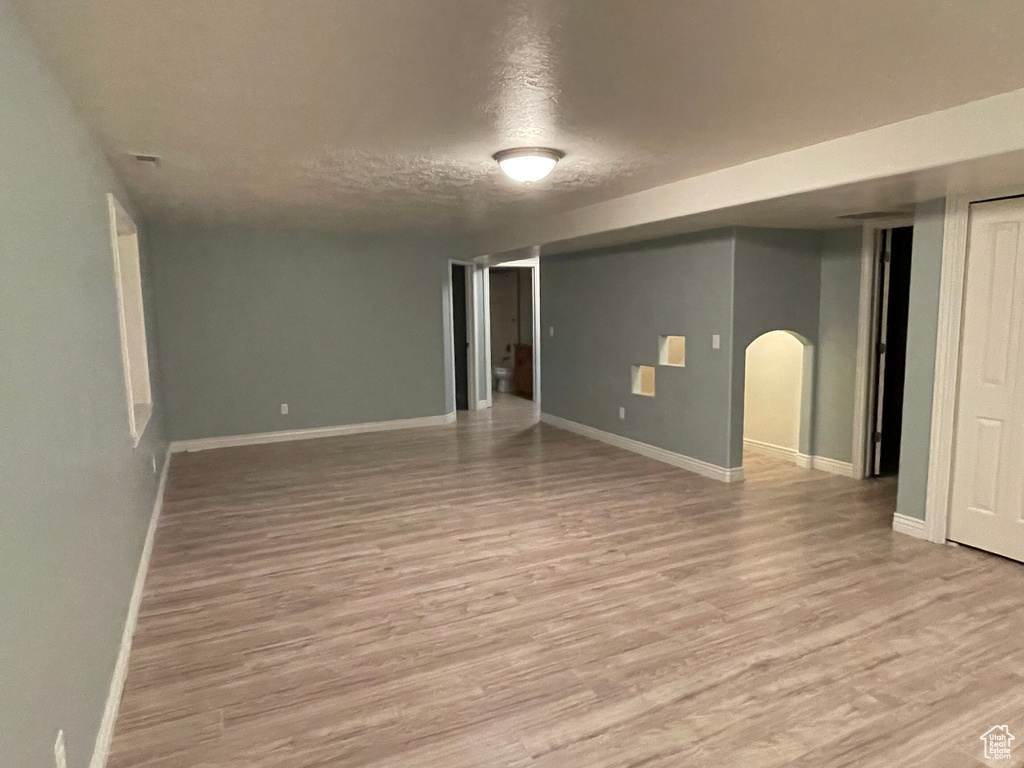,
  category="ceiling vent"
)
[836,209,910,221]
[129,153,161,166]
